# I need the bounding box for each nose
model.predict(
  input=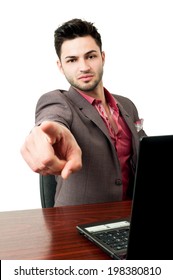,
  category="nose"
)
[79,59,91,72]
